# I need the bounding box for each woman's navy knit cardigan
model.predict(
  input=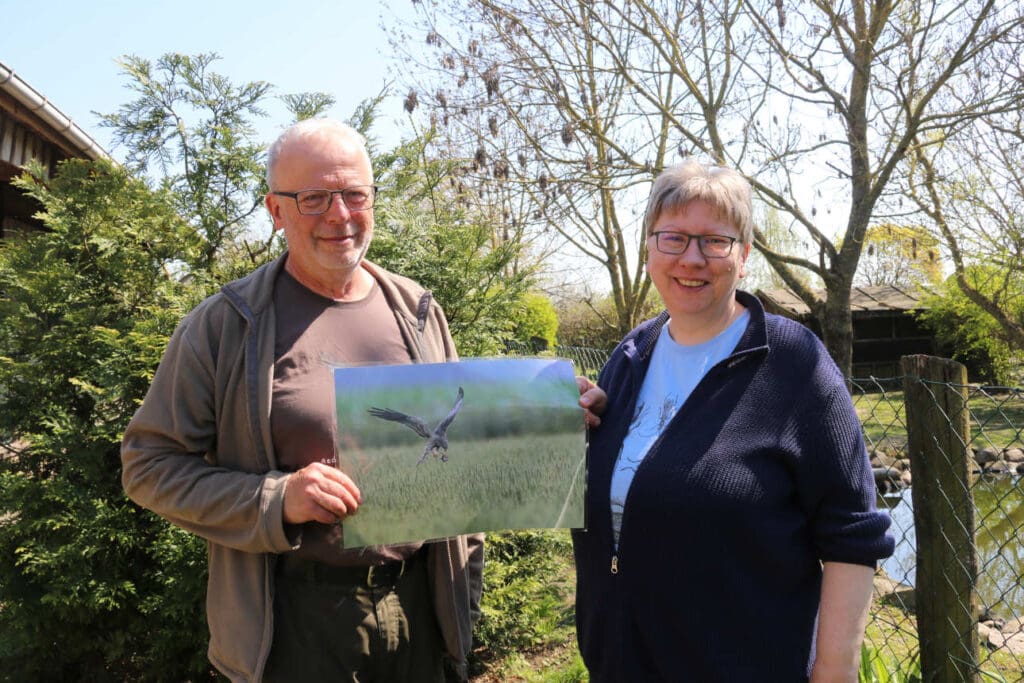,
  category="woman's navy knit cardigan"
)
[572,290,894,682]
